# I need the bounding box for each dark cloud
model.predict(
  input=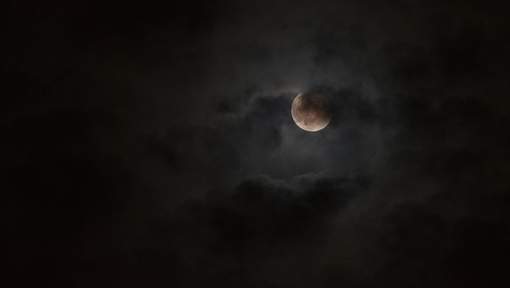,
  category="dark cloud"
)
[6,0,510,287]
[101,173,368,287]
